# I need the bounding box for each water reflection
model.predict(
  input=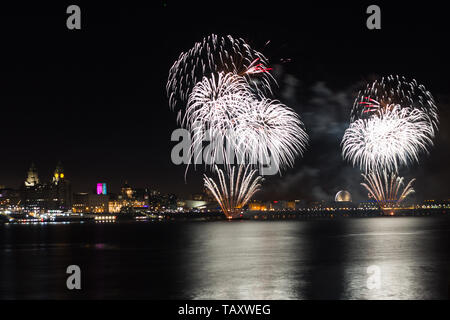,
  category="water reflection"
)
[182,218,449,299]
[341,218,450,299]
[183,221,307,299]
[0,217,449,299]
